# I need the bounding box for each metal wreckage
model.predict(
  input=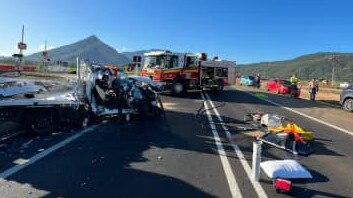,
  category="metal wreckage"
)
[0,61,163,137]
[244,112,314,156]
